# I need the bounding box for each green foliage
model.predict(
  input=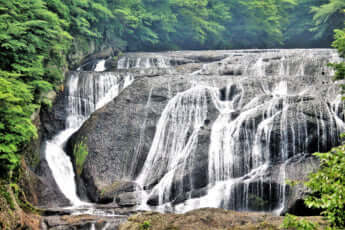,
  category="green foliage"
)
[73,140,89,176]
[227,0,295,48]
[330,26,345,89]
[0,0,70,179]
[304,147,345,227]
[333,28,345,57]
[0,0,72,87]
[44,0,333,50]
[311,0,345,40]
[281,214,318,230]
[0,76,37,177]
[140,220,151,230]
